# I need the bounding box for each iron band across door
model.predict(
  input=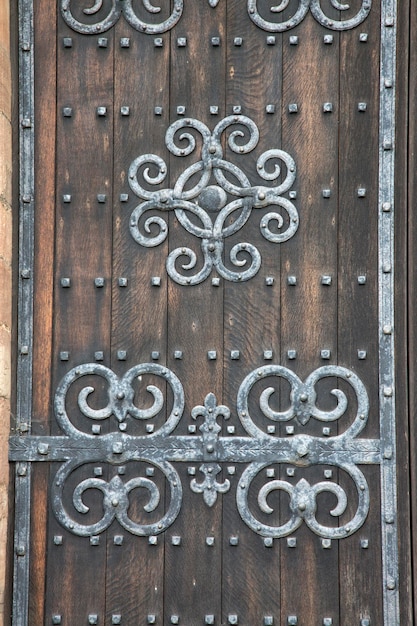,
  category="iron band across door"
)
[60,0,372,34]
[11,362,376,540]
